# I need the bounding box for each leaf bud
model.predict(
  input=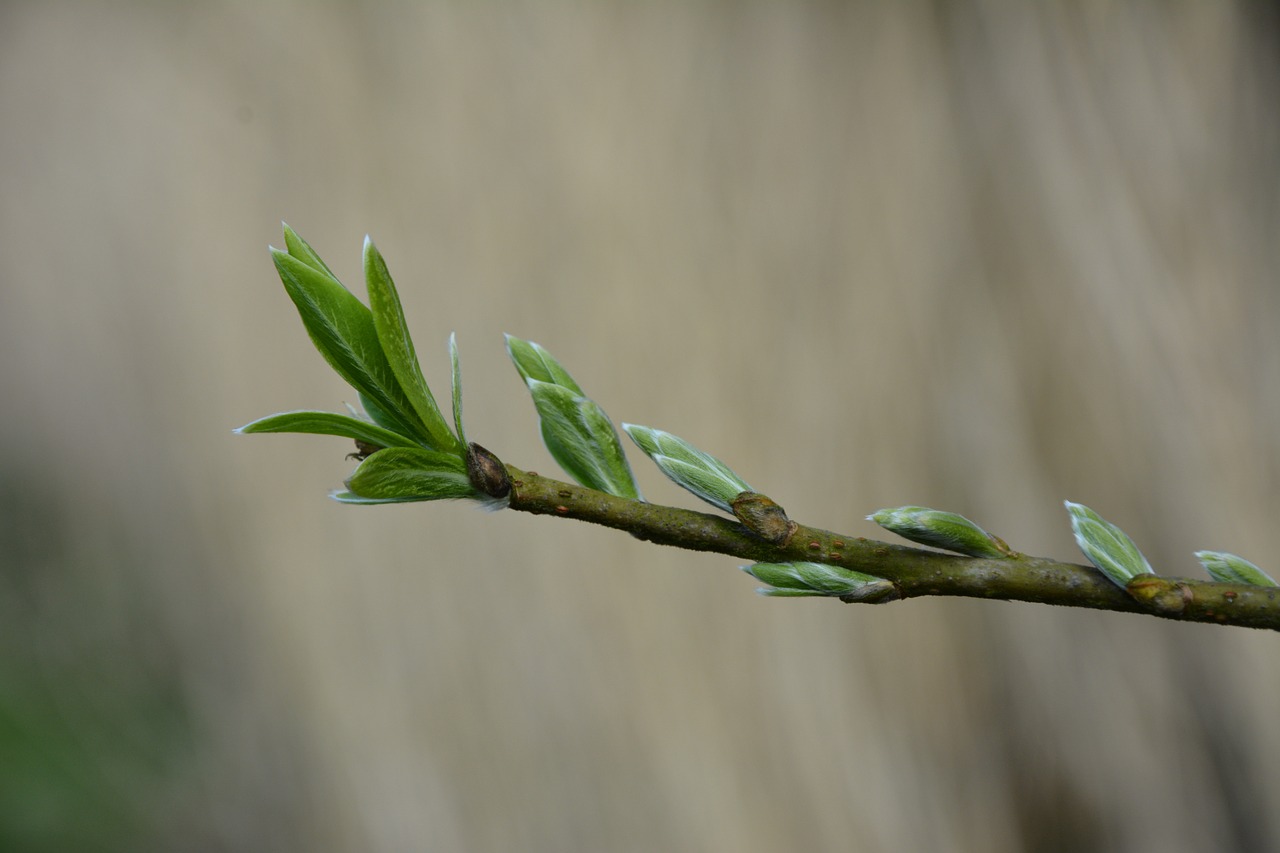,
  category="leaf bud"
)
[867,506,1008,558]
[1065,501,1154,589]
[742,561,885,598]
[731,492,796,544]
[466,442,512,499]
